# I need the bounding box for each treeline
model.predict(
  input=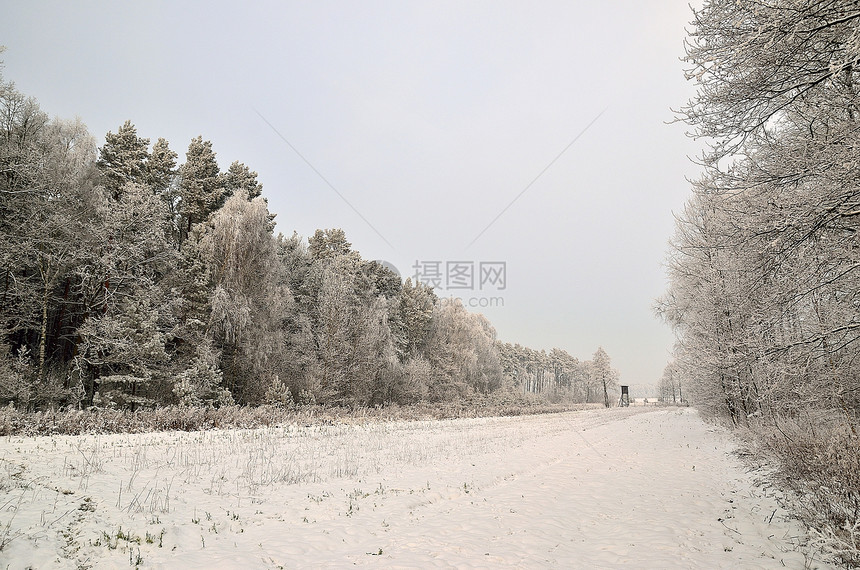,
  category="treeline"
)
[498,344,618,405]
[659,1,860,564]
[0,62,619,411]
